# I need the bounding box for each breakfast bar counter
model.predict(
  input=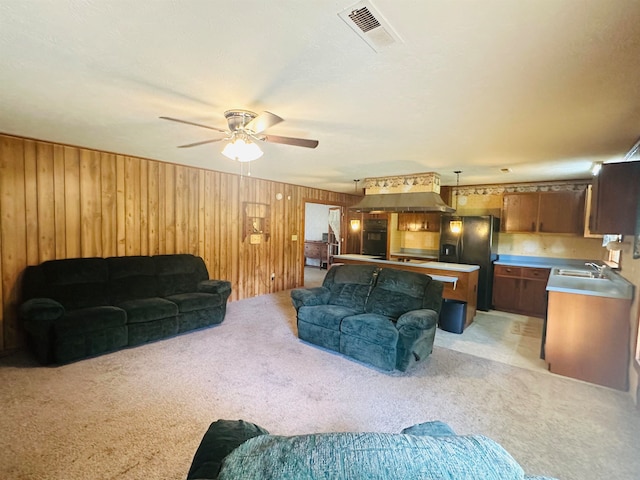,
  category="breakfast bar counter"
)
[333,254,479,326]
